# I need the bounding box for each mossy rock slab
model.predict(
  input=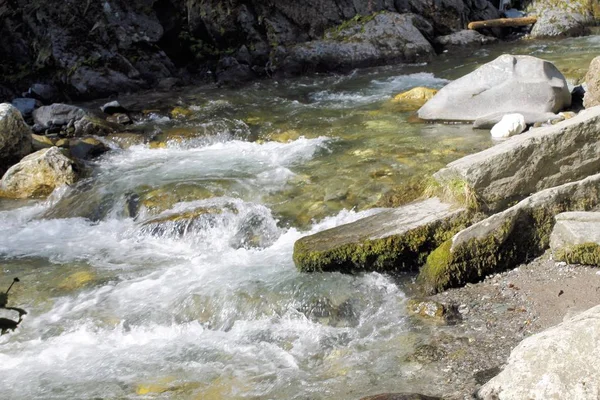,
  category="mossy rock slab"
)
[551,212,600,265]
[420,173,600,293]
[293,197,471,273]
[434,106,600,212]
